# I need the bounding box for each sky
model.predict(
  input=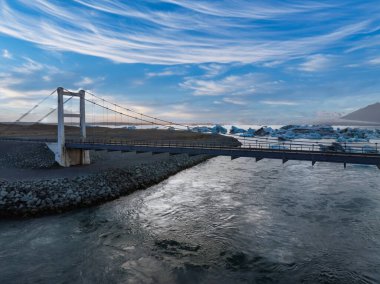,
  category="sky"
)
[0,0,380,124]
